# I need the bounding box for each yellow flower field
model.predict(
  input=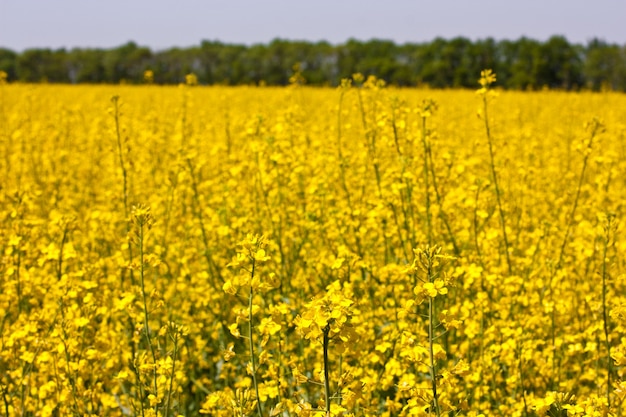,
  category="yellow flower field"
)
[1,73,626,417]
